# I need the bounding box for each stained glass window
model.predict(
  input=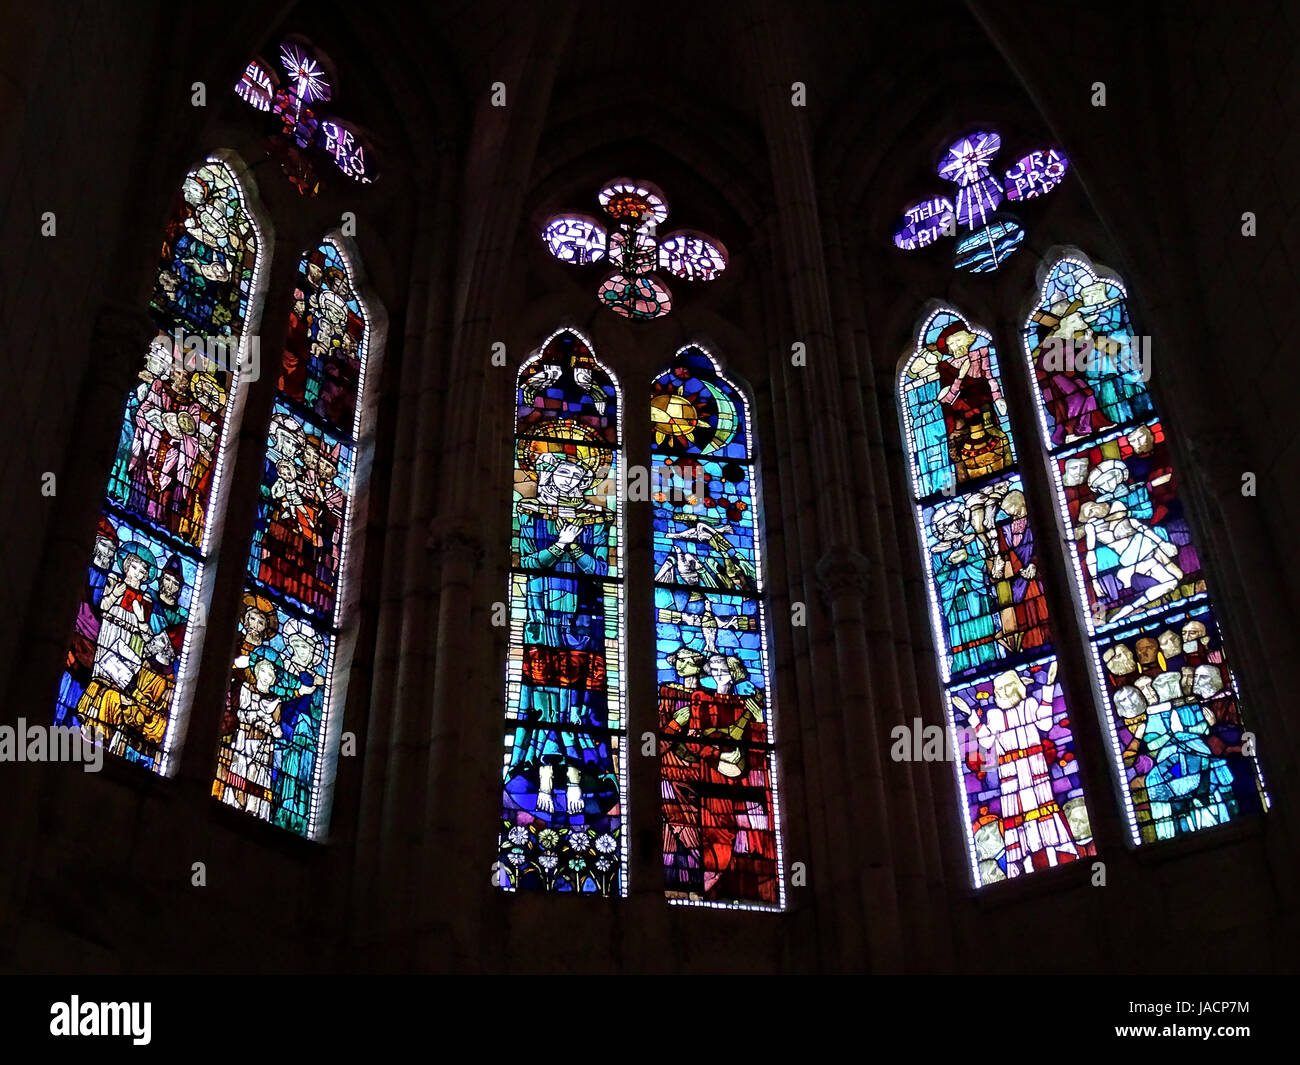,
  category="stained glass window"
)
[212,237,374,838]
[54,158,265,774]
[234,39,377,196]
[542,179,726,320]
[498,330,625,893]
[899,308,1096,885]
[892,130,1068,274]
[1024,255,1269,843]
[651,347,783,908]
